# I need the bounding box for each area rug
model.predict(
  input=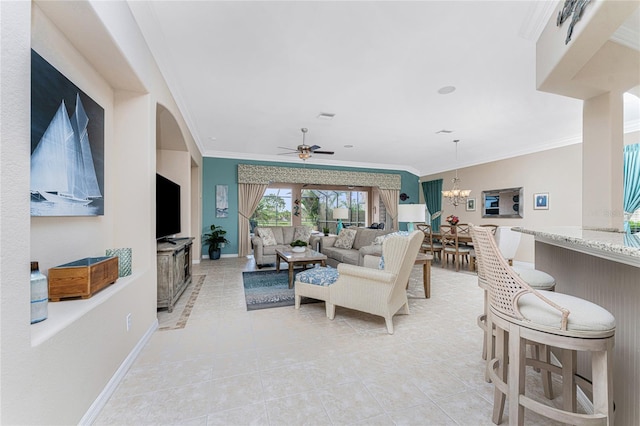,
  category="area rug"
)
[158,274,205,331]
[242,269,319,311]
